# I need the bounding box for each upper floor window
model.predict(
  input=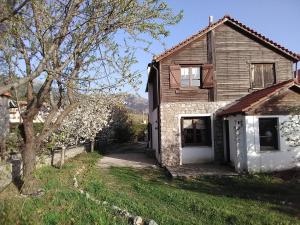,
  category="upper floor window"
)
[251,63,275,89]
[180,66,201,87]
